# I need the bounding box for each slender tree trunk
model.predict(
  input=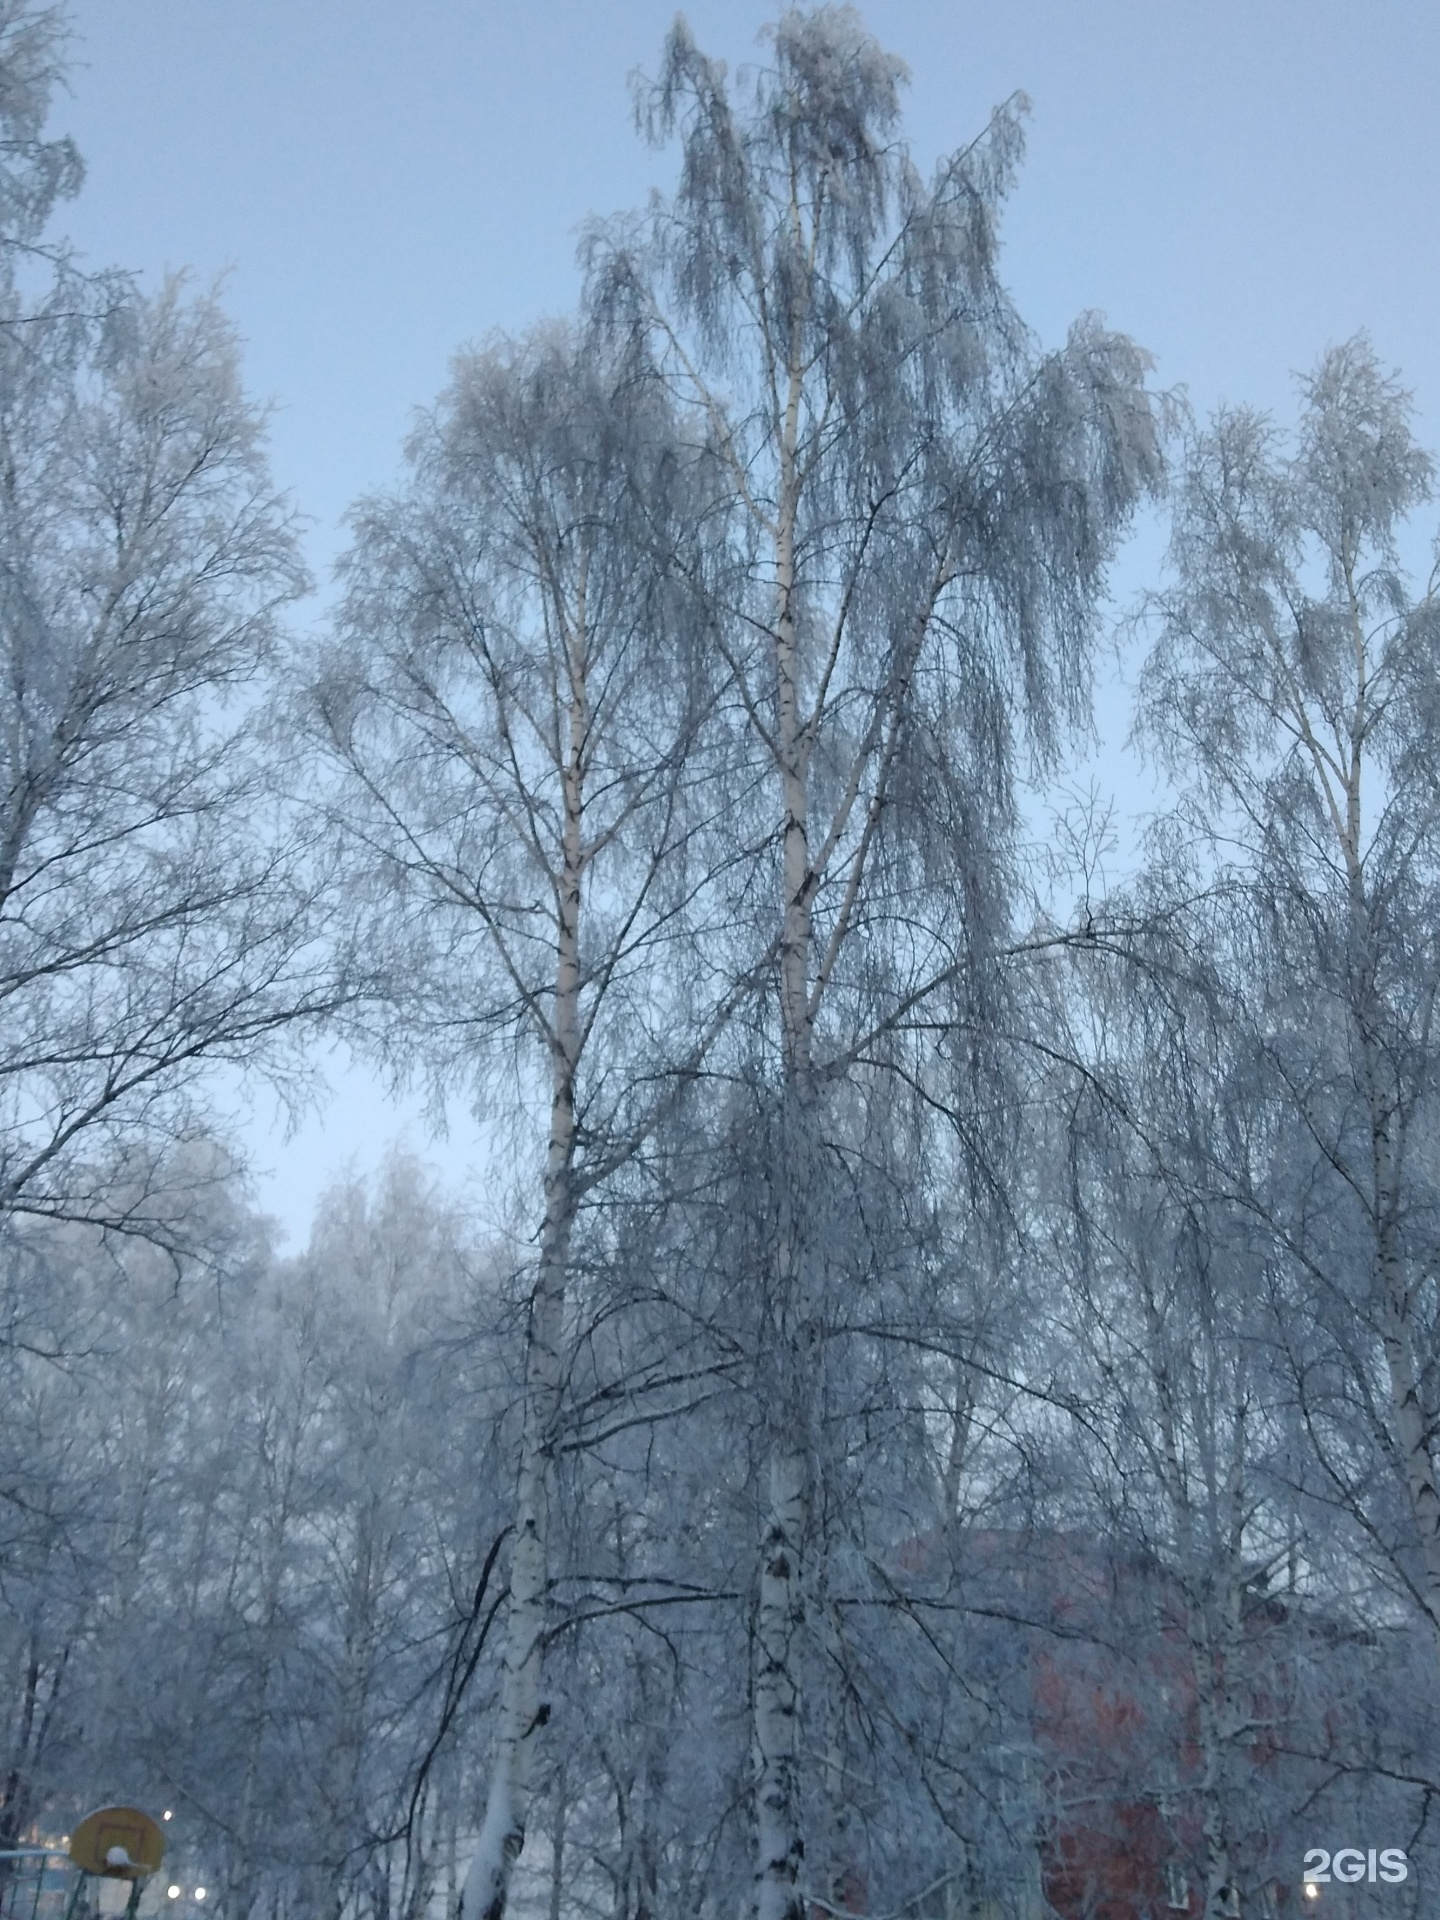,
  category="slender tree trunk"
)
[941,1355,974,1541]
[0,1648,41,1902]
[1343,743,1440,1643]
[547,1763,567,1920]
[1336,597,1440,1645]
[232,1478,299,1920]
[463,1070,577,1920]
[819,1599,856,1916]
[1141,1274,1248,1920]
[462,645,587,1920]
[1371,1118,1440,1637]
[444,1764,460,1920]
[461,1020,577,1920]
[755,1436,807,1920]
[754,399,815,1920]
[1194,1615,1241,1920]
